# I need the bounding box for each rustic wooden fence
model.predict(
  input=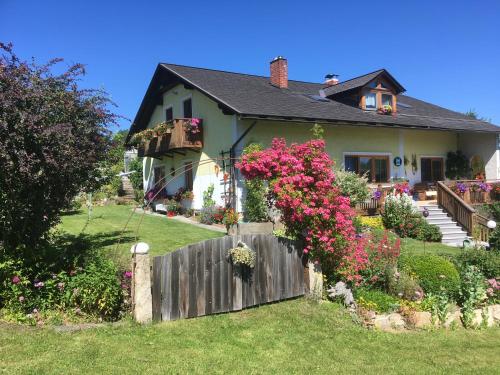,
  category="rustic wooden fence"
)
[151,234,305,321]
